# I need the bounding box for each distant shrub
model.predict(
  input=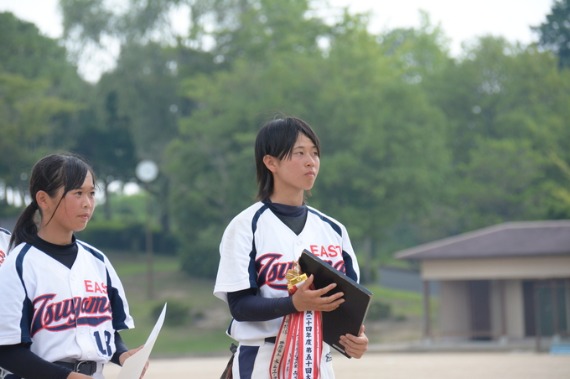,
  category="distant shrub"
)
[152,300,190,327]
[393,314,407,322]
[366,300,392,321]
[77,220,178,255]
